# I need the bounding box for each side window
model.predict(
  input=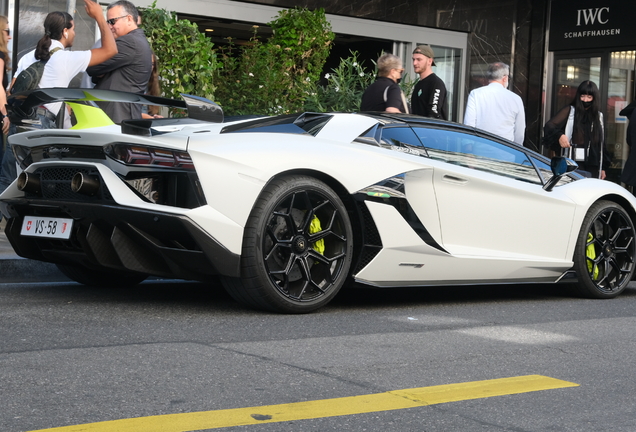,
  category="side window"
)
[412,126,543,185]
[379,126,426,157]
